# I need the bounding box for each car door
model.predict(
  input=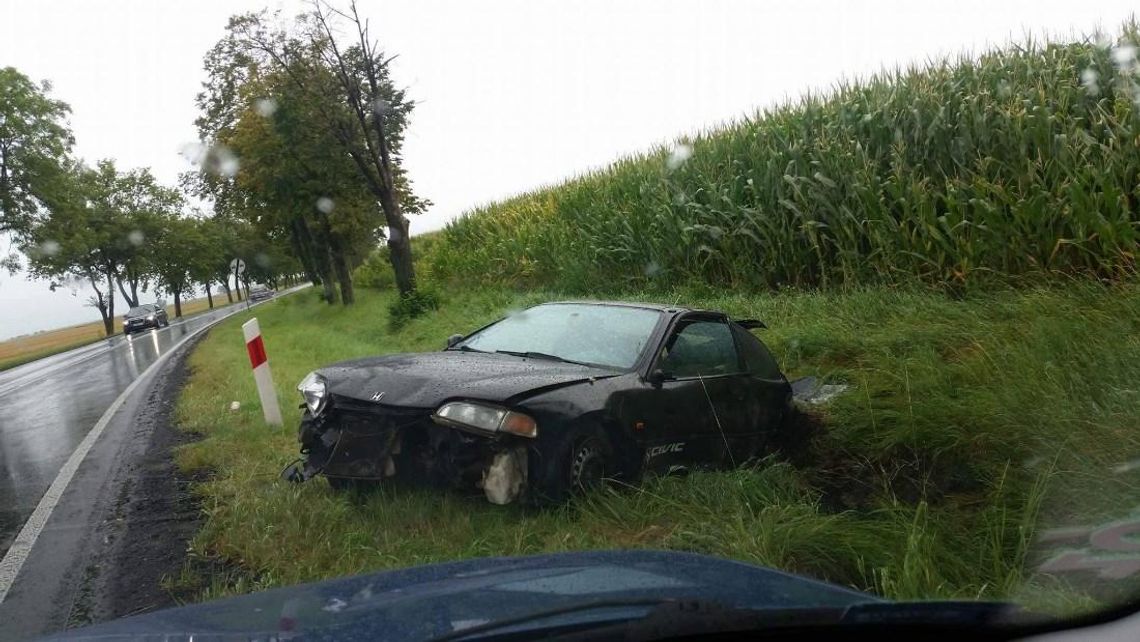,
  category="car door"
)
[730,323,793,451]
[642,314,751,471]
